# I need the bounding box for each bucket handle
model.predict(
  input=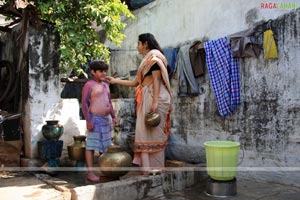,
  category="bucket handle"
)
[238,146,244,166]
